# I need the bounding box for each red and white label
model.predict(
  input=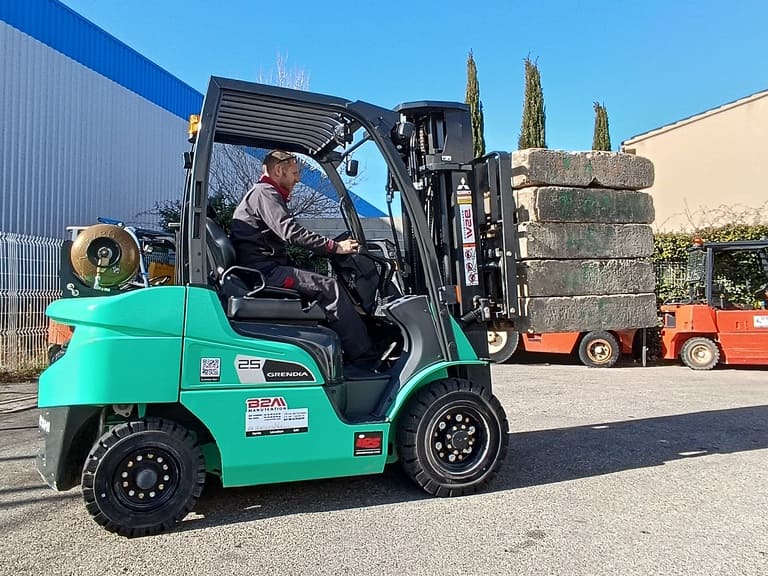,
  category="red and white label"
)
[456,178,479,286]
[460,205,476,244]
